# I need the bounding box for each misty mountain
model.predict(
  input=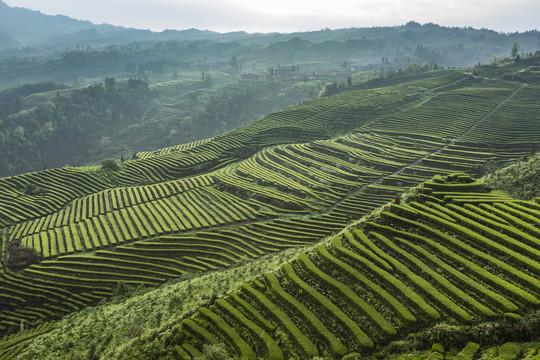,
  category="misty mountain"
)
[0,1,256,48]
[0,0,125,46]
